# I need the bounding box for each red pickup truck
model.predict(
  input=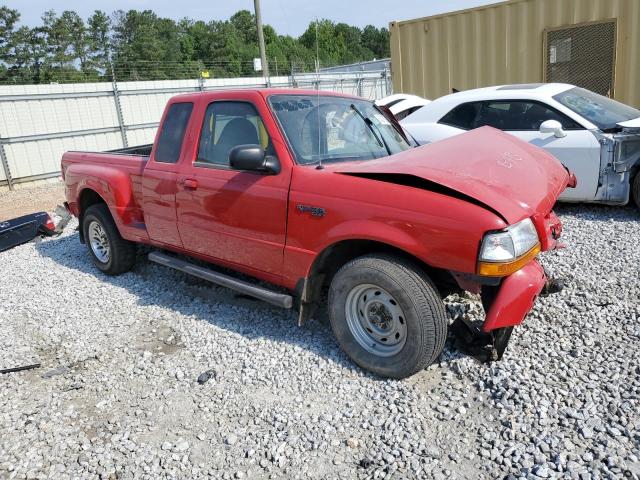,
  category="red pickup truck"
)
[62,89,573,378]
